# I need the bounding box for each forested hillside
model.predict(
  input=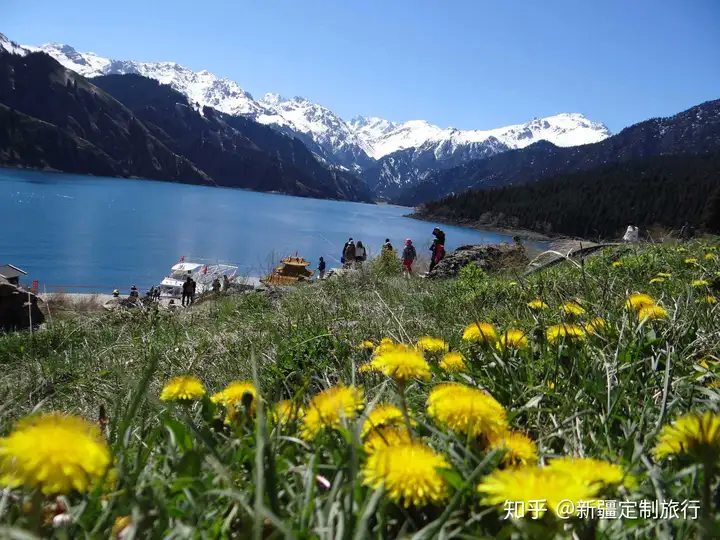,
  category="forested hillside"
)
[415,152,720,239]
